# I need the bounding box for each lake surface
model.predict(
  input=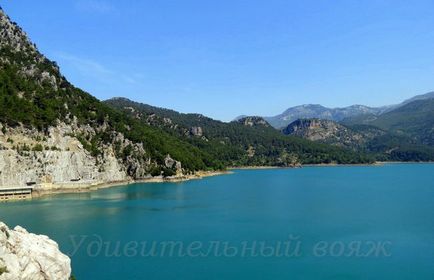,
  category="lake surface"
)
[1,164,433,279]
